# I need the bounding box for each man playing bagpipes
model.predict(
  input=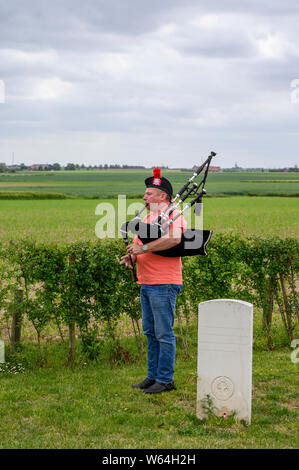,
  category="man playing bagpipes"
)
[120,168,187,394]
[120,152,215,394]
